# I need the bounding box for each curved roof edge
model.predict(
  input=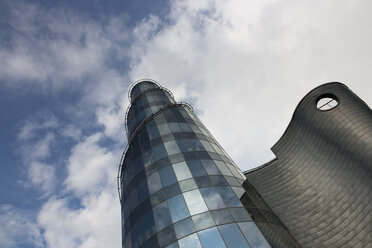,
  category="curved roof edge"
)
[245,81,349,175]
